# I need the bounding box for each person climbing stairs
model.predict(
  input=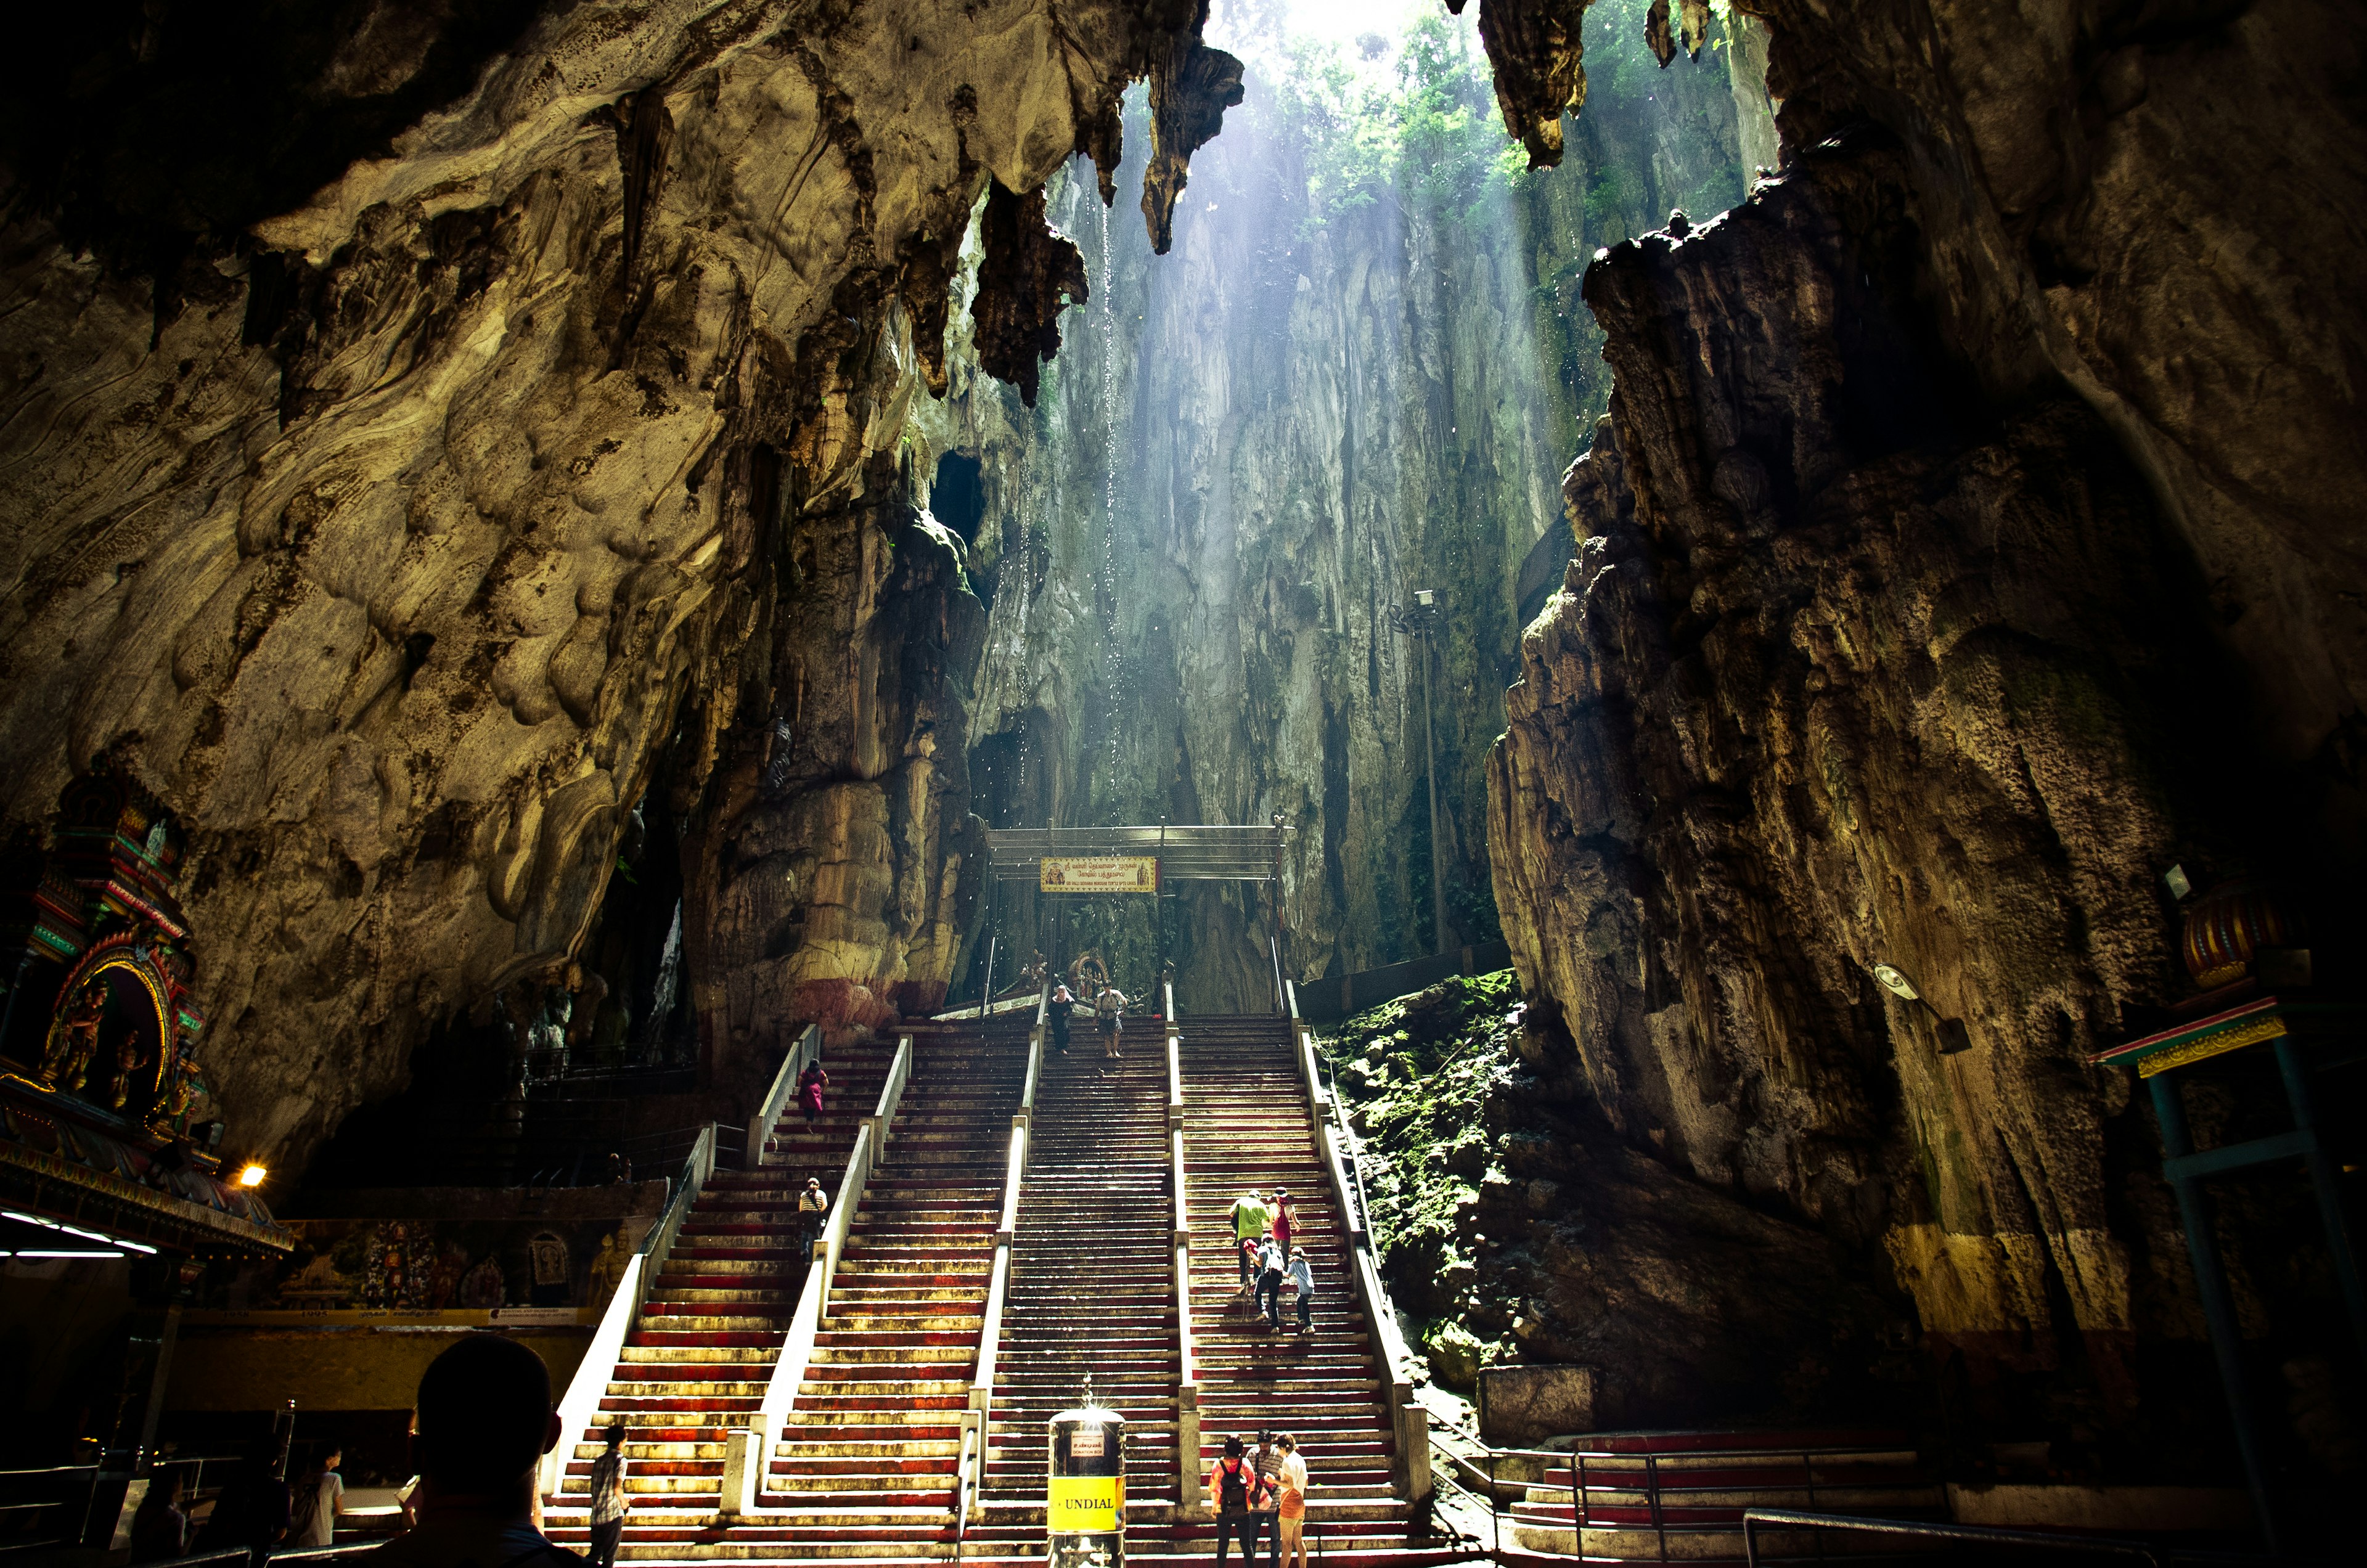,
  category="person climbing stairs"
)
[1177,1013,1448,1562]
[740,1013,1031,1555]
[542,1031,898,1548]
